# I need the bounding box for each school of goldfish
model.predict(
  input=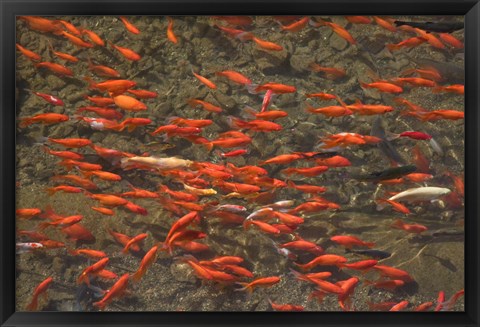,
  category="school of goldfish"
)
[16,15,464,312]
